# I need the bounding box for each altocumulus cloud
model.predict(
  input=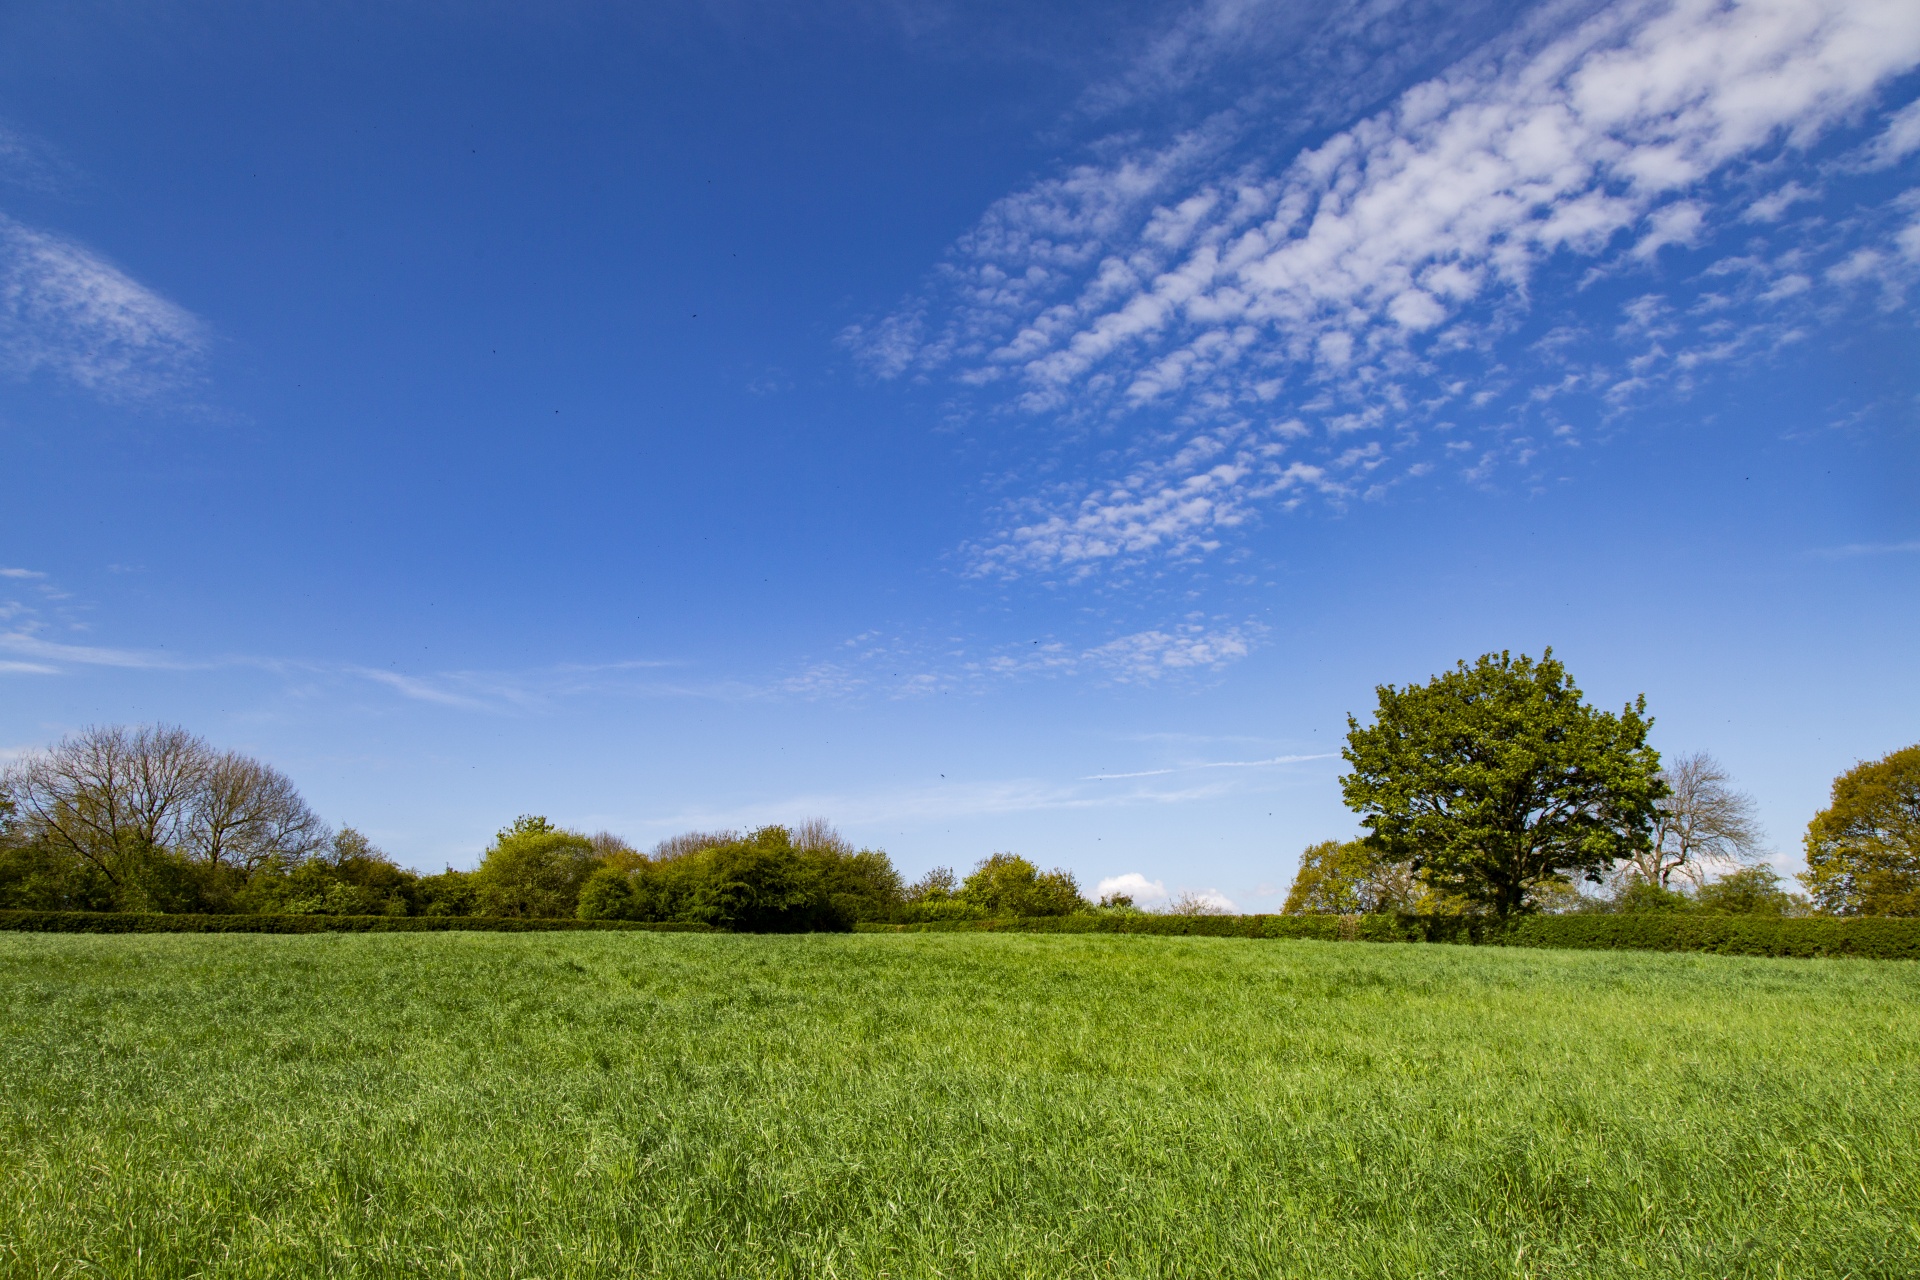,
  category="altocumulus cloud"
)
[0,215,205,401]
[851,0,1920,576]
